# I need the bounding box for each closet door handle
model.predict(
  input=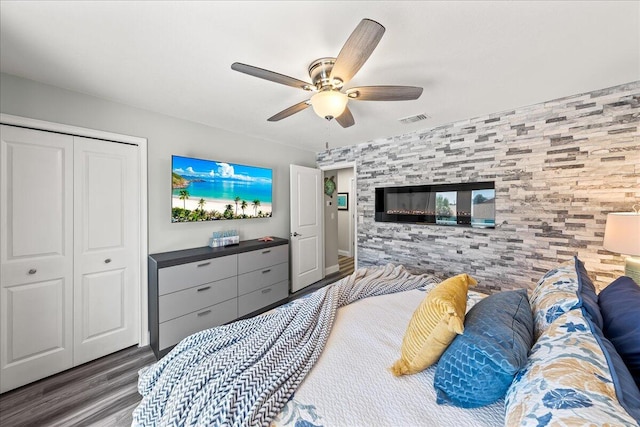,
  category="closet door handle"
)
[104,258,111,264]
[28,268,37,275]
[197,262,211,268]
[197,310,212,317]
[197,286,211,292]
